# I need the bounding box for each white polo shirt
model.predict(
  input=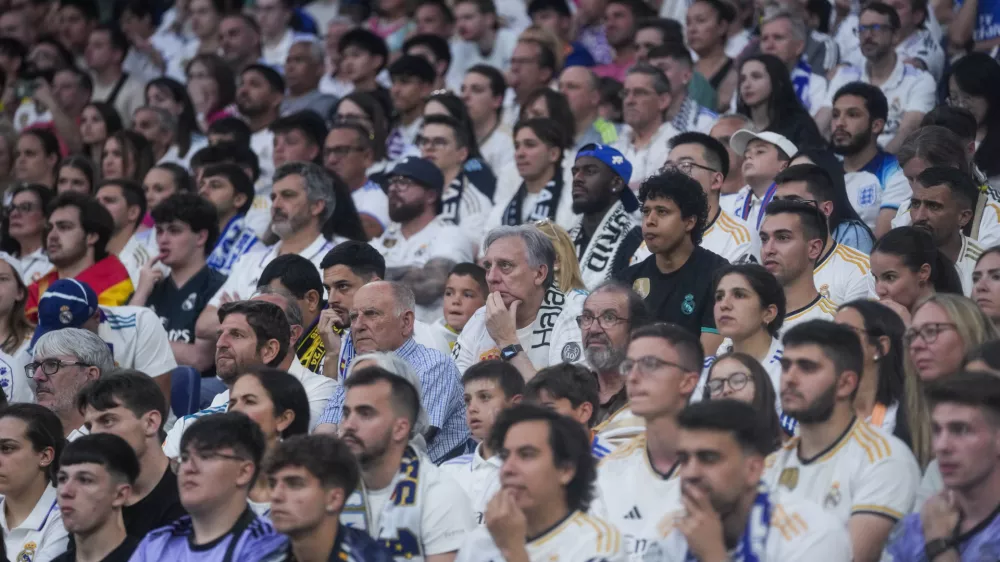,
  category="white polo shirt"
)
[438,443,502,526]
[613,121,680,184]
[0,485,68,562]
